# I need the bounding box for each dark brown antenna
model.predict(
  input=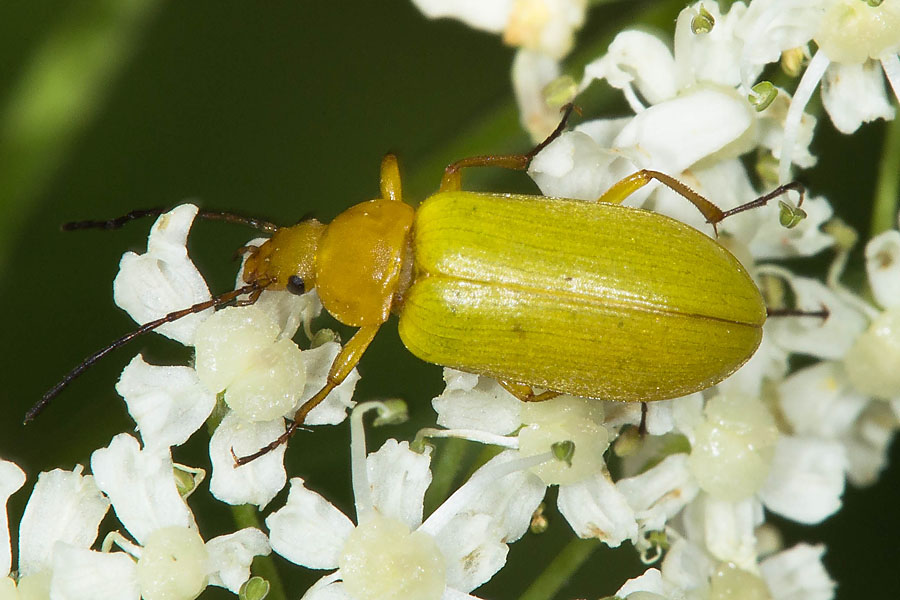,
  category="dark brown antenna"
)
[26,281,264,424]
